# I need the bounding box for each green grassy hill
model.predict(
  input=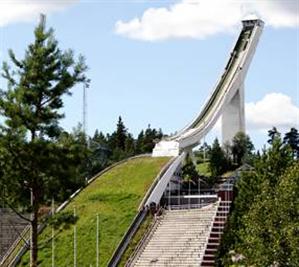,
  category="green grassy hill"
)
[196,162,211,176]
[19,156,170,267]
